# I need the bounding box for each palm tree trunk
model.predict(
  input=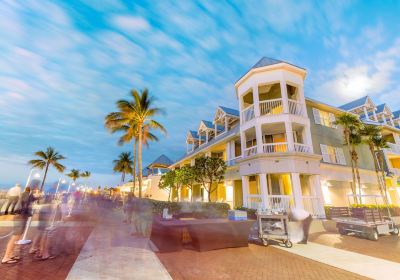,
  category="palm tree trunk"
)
[133,140,137,186]
[369,144,385,199]
[121,172,125,183]
[207,182,212,202]
[377,150,389,206]
[345,131,358,204]
[138,125,143,198]
[40,163,50,193]
[352,147,362,204]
